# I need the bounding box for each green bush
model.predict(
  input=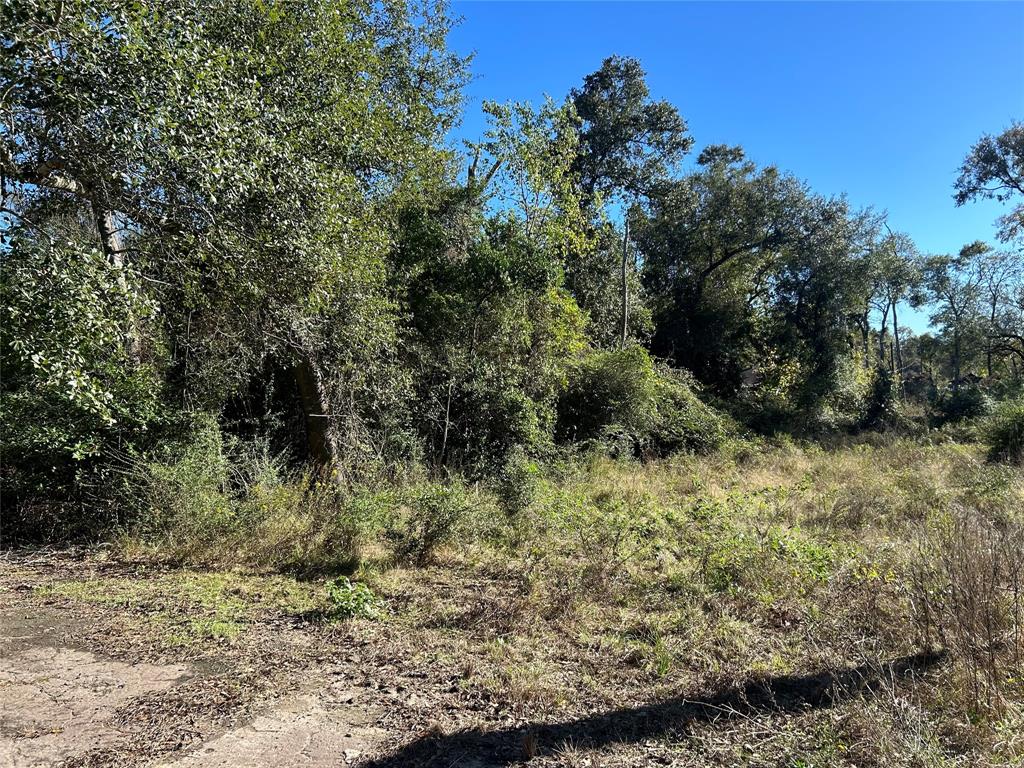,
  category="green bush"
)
[325,577,381,619]
[858,366,910,431]
[494,446,542,517]
[0,230,166,542]
[556,347,728,457]
[116,422,390,572]
[386,482,476,565]
[984,398,1024,464]
[128,414,233,536]
[931,385,992,427]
